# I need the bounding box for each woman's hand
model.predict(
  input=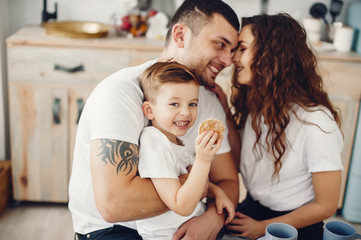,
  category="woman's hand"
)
[226,212,266,240]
